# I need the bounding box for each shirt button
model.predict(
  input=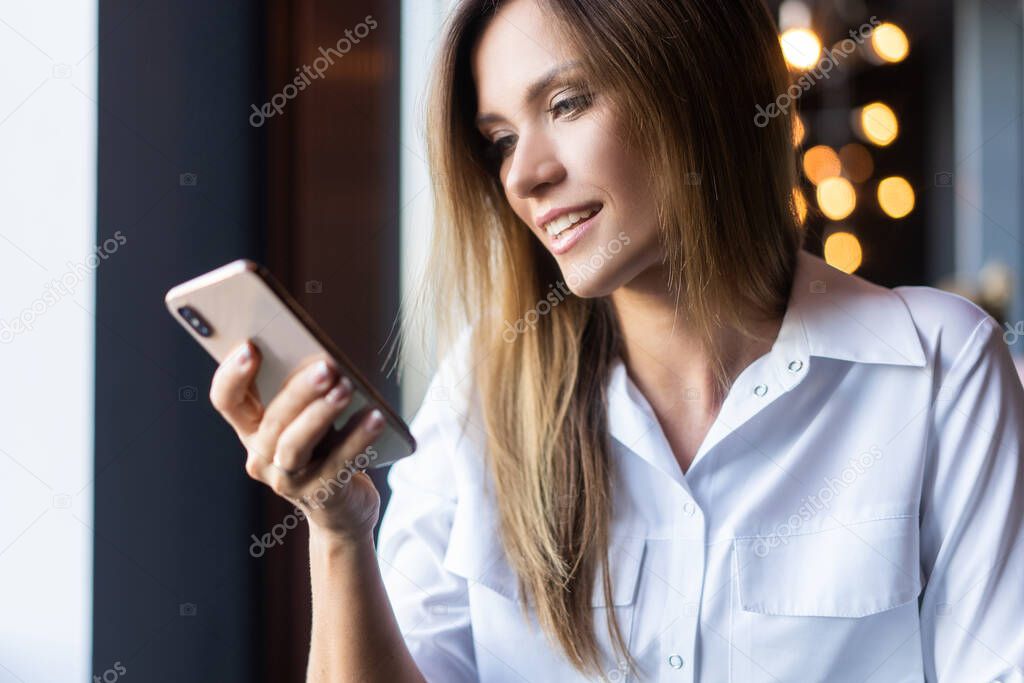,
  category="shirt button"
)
[683,501,697,516]
[667,654,684,669]
[753,383,768,396]
[787,359,804,372]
